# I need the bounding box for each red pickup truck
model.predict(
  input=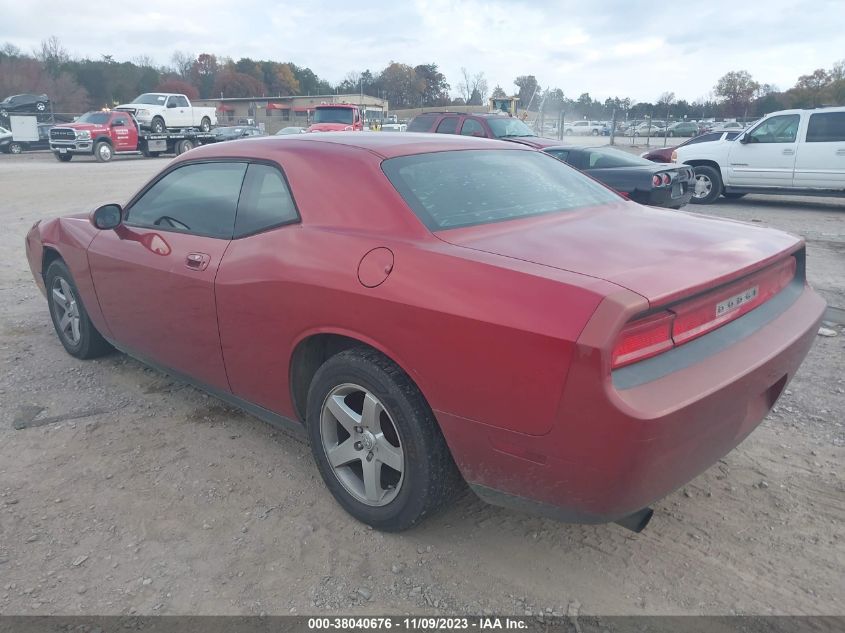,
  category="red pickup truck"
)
[306,104,364,132]
[49,110,217,162]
